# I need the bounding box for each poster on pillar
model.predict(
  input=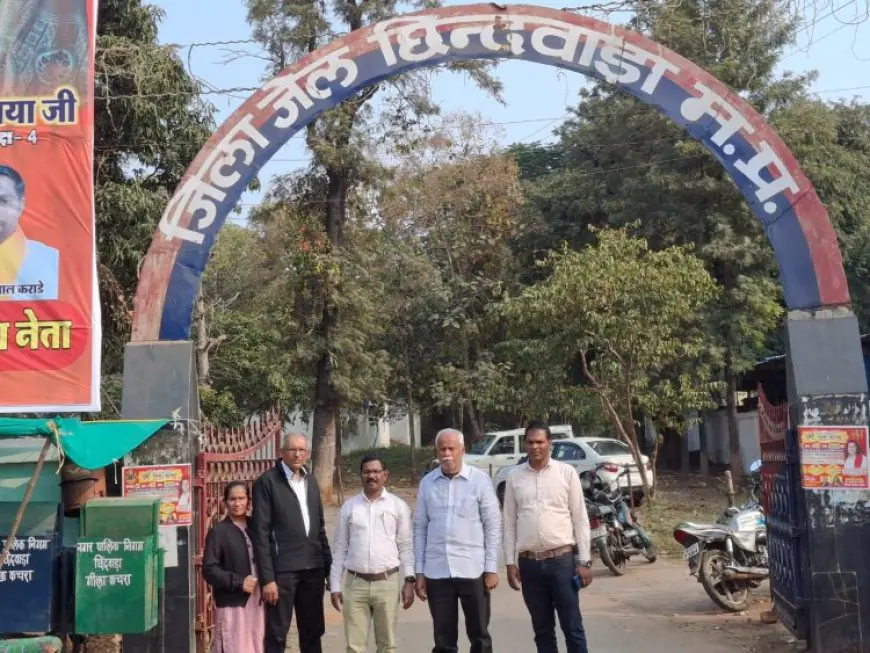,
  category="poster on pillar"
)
[0,0,101,412]
[798,425,870,489]
[122,464,193,526]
